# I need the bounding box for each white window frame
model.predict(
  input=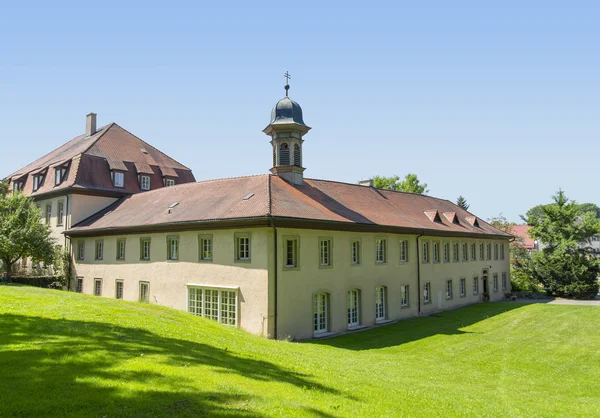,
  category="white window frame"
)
[76,277,83,293]
[113,171,125,188]
[45,204,52,225]
[188,286,239,327]
[313,292,328,334]
[199,235,213,261]
[57,201,65,226]
[470,243,476,261]
[285,238,299,268]
[493,273,499,292]
[375,286,386,321]
[479,243,485,260]
[443,242,450,263]
[494,243,499,260]
[167,236,179,261]
[500,243,505,260]
[375,238,387,264]
[115,280,124,299]
[502,272,507,290]
[140,238,151,261]
[460,277,466,297]
[117,239,126,260]
[399,239,408,263]
[319,238,332,267]
[462,242,468,262]
[348,289,360,327]
[140,175,151,191]
[55,168,62,186]
[77,242,85,261]
[351,240,360,265]
[423,282,431,304]
[94,278,102,296]
[453,242,459,262]
[139,281,150,302]
[422,241,429,263]
[401,285,409,307]
[165,178,176,187]
[486,243,492,260]
[473,277,479,295]
[446,279,453,299]
[95,240,104,261]
[433,242,440,263]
